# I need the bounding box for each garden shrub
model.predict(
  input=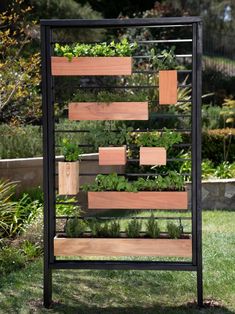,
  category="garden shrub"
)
[0,246,27,275]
